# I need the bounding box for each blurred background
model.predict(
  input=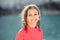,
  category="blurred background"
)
[0,0,60,40]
